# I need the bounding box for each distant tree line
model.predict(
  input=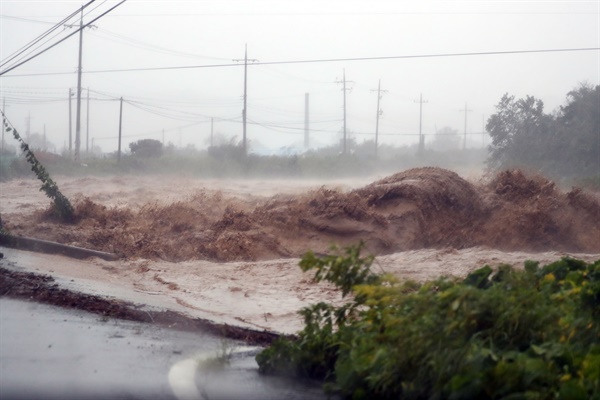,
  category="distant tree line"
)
[486,83,599,178]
